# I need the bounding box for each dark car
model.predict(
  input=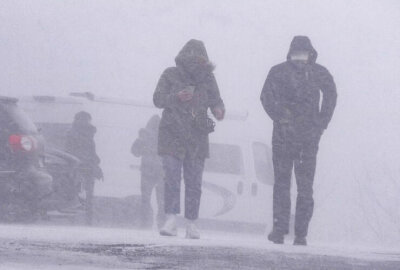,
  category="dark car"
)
[0,96,53,222]
[43,147,83,212]
[35,122,85,209]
